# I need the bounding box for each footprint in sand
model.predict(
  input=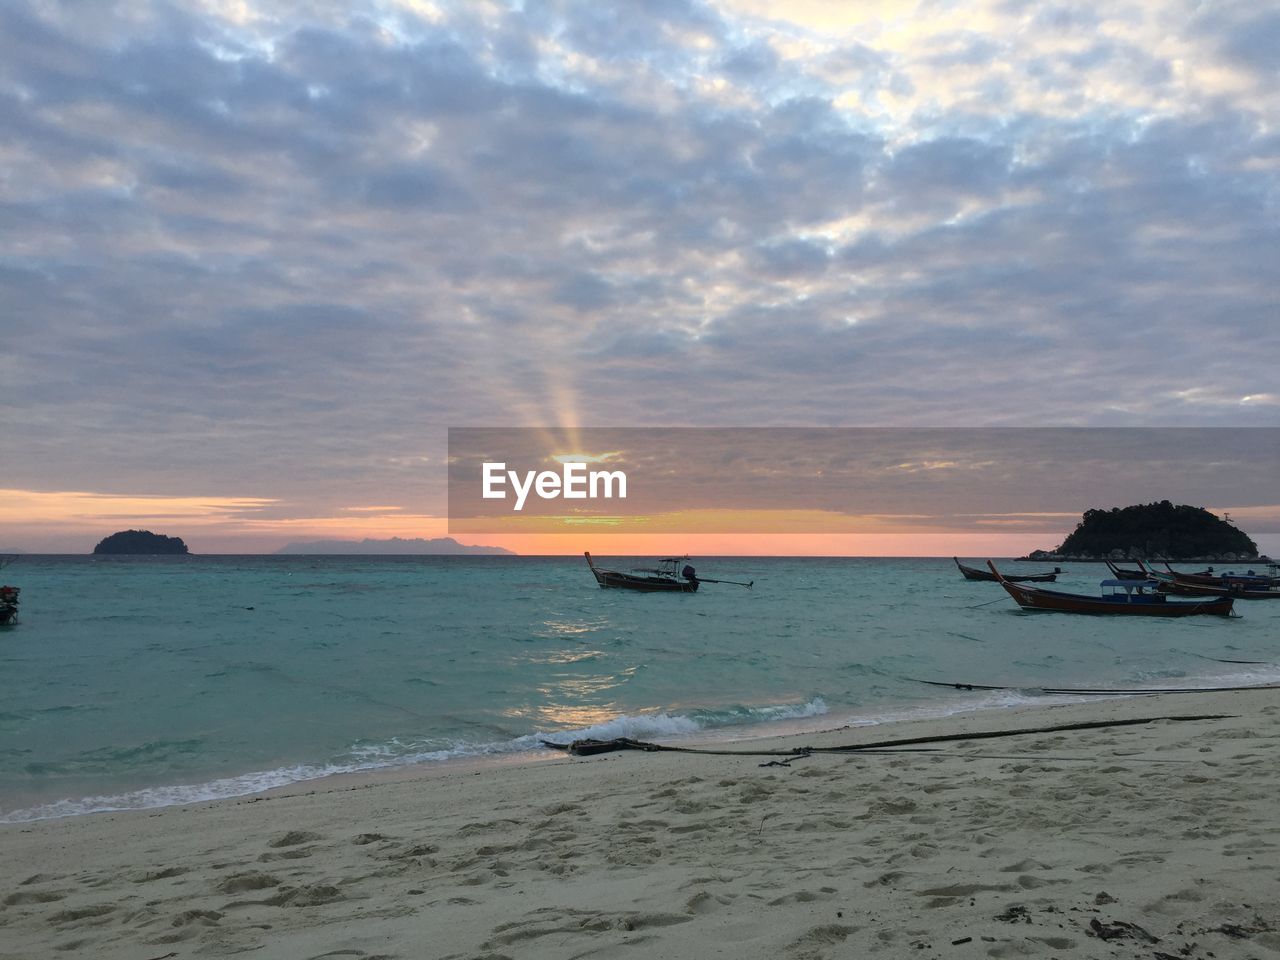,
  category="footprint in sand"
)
[128,866,189,883]
[270,830,323,847]
[143,908,223,944]
[537,801,580,817]
[260,845,318,861]
[1015,875,1068,890]
[4,890,66,905]
[45,904,116,926]
[669,822,713,835]
[768,889,832,906]
[52,937,92,952]
[787,923,859,952]
[263,884,346,907]
[862,796,918,817]
[483,907,691,949]
[1033,936,1075,949]
[917,883,1016,898]
[216,871,281,894]
[998,859,1052,874]
[388,842,439,860]
[673,800,713,814]
[457,819,521,837]
[1143,886,1206,916]
[684,891,731,914]
[864,870,911,888]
